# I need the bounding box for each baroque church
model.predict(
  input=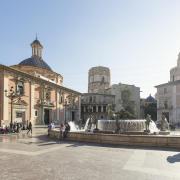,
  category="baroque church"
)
[0,38,81,126]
